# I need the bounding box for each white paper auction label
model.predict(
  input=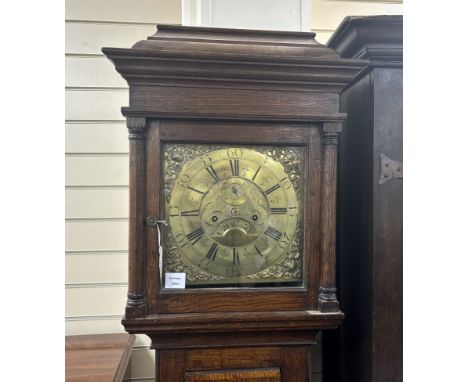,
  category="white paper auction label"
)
[165,272,186,289]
